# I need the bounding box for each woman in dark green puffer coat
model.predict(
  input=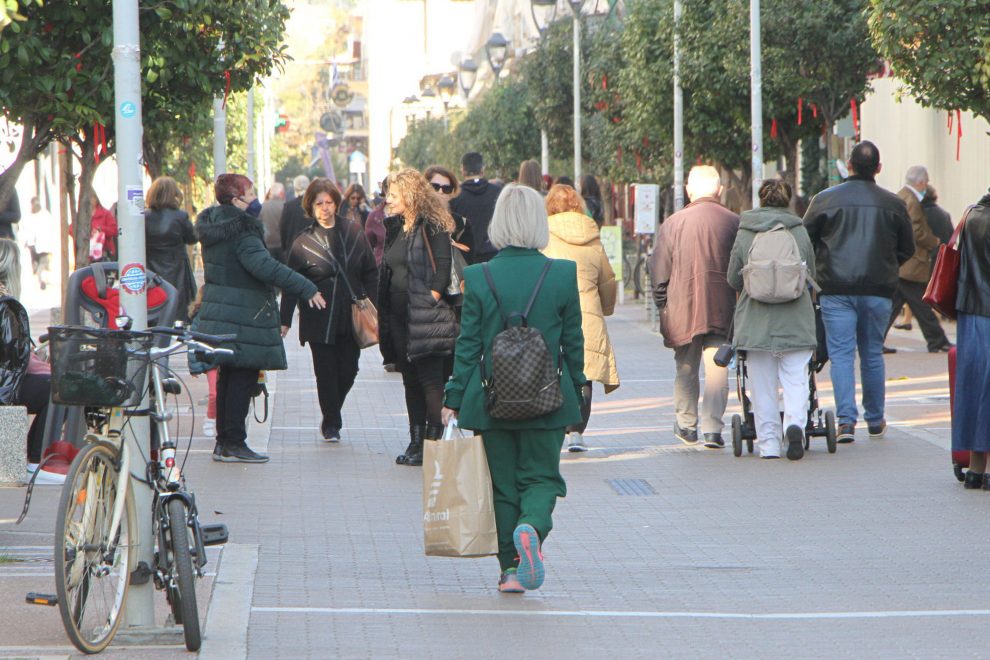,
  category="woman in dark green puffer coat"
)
[196,173,325,463]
